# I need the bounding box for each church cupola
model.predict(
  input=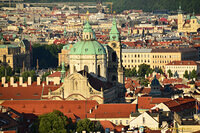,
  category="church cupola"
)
[109,17,119,41]
[82,21,96,41]
[82,11,96,41]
